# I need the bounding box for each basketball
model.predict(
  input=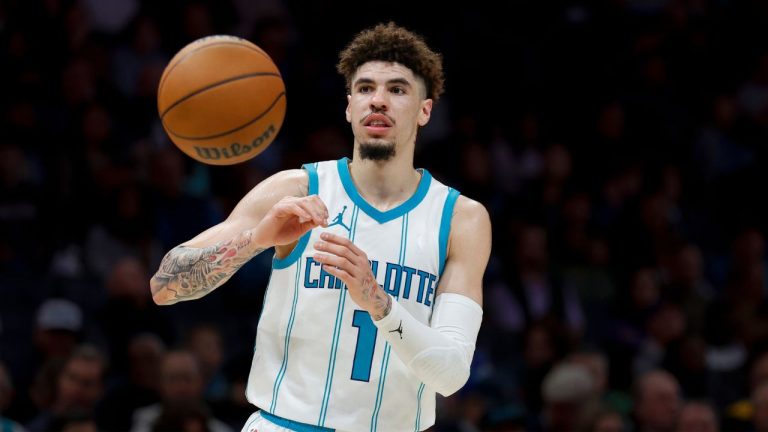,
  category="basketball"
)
[157,35,286,165]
